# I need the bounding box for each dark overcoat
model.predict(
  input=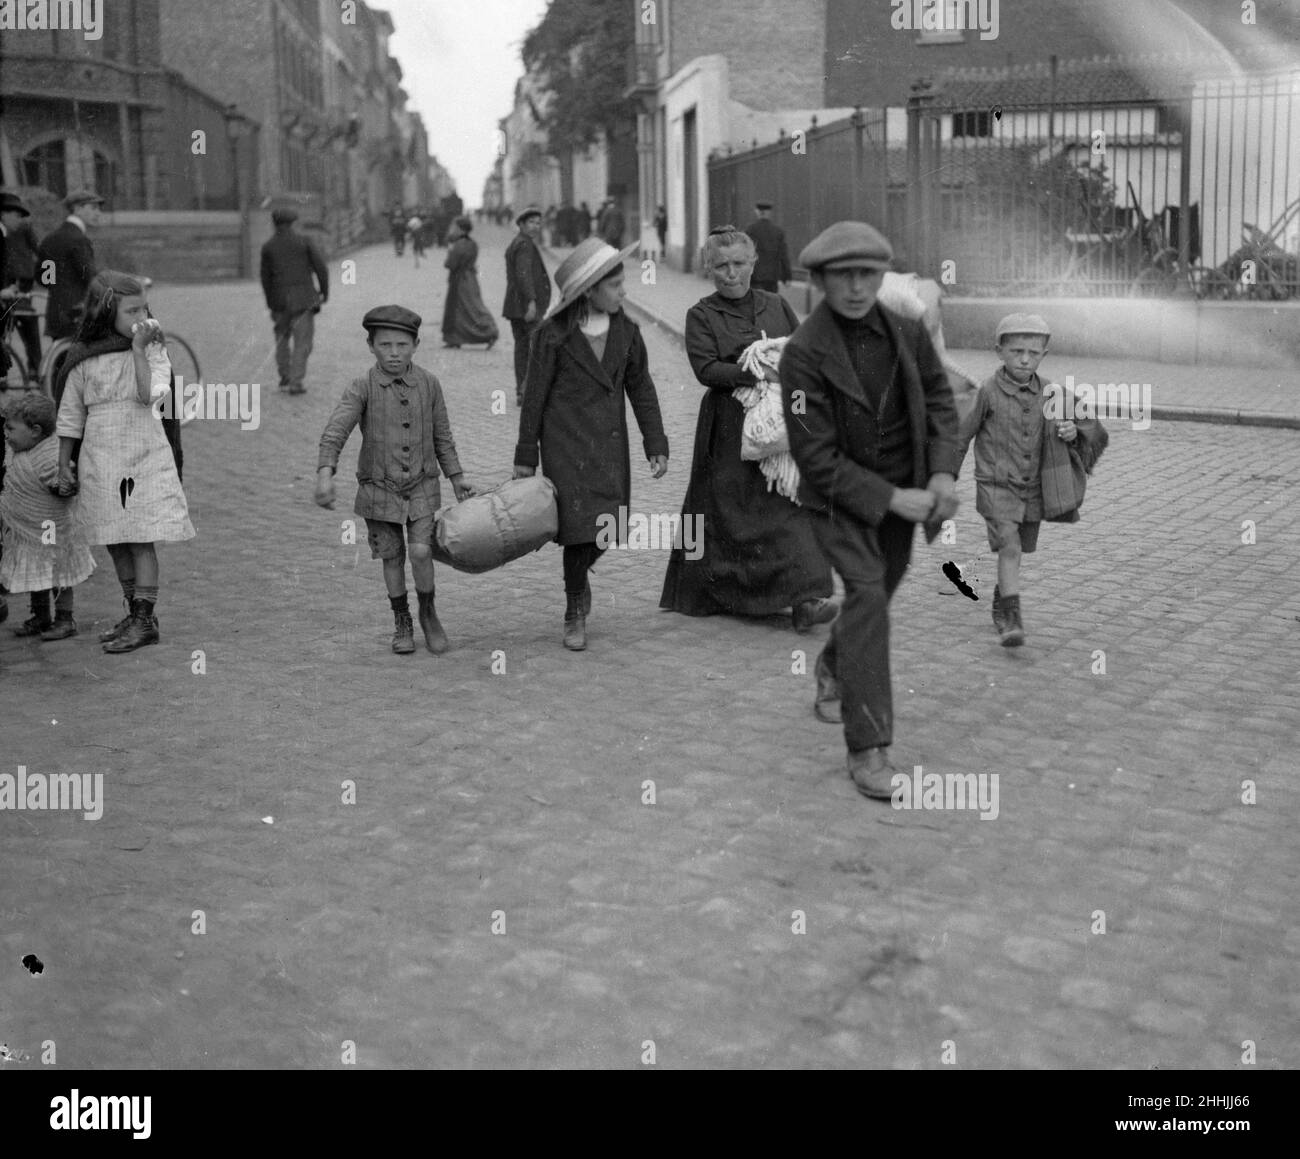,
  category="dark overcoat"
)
[502,233,551,319]
[36,220,97,340]
[779,300,961,545]
[514,310,669,545]
[259,228,329,314]
[745,218,792,285]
